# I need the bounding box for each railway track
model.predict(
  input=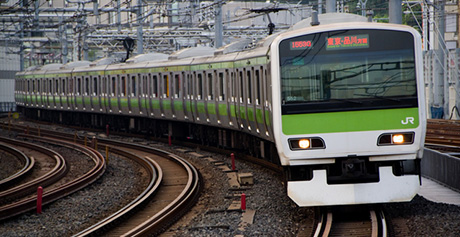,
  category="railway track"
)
[313,206,387,237]
[2,121,201,235]
[0,135,104,221]
[0,141,34,190]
